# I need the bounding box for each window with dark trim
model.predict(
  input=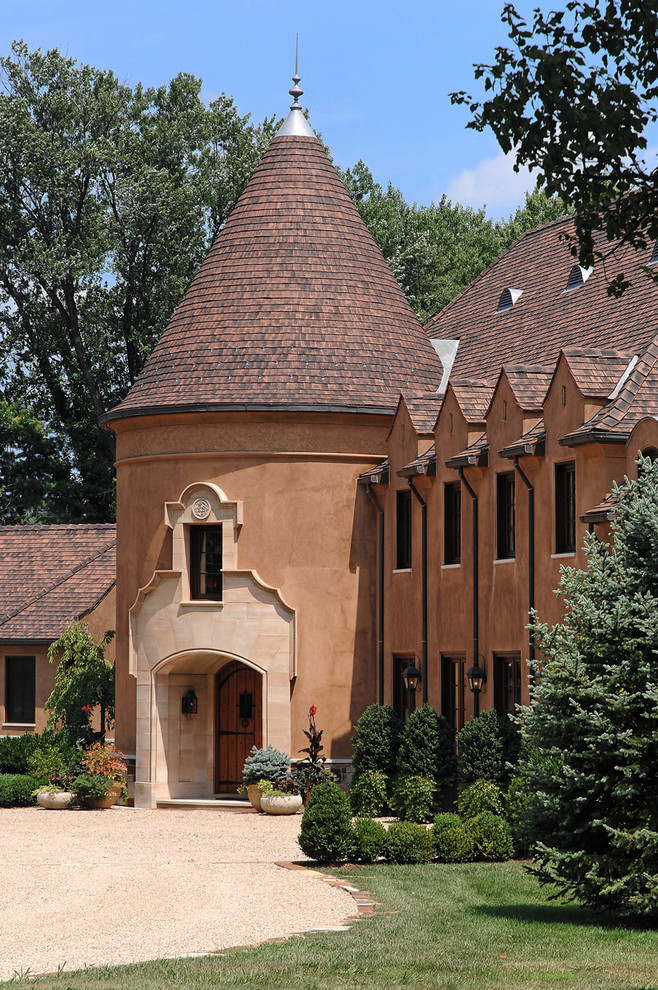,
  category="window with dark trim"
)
[555,462,576,552]
[444,482,461,564]
[190,525,223,600]
[5,656,36,724]
[496,472,515,559]
[494,654,522,717]
[441,655,465,734]
[396,489,412,569]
